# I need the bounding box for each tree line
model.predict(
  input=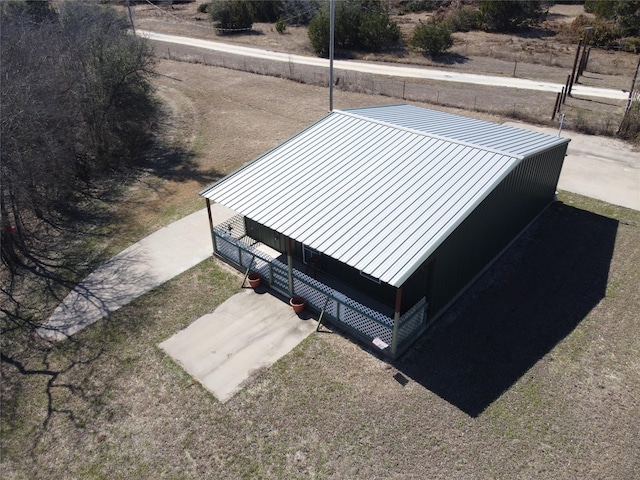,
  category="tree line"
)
[205,0,639,58]
[1,0,158,274]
